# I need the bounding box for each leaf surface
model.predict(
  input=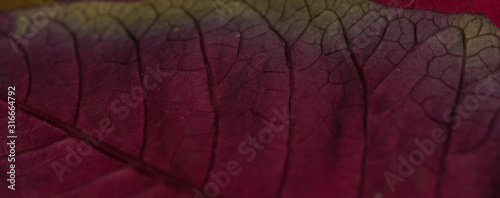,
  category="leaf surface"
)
[0,0,499,198]
[373,0,500,26]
